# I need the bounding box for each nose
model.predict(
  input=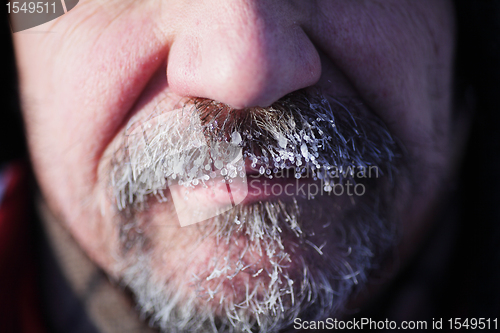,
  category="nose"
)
[166,1,321,109]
